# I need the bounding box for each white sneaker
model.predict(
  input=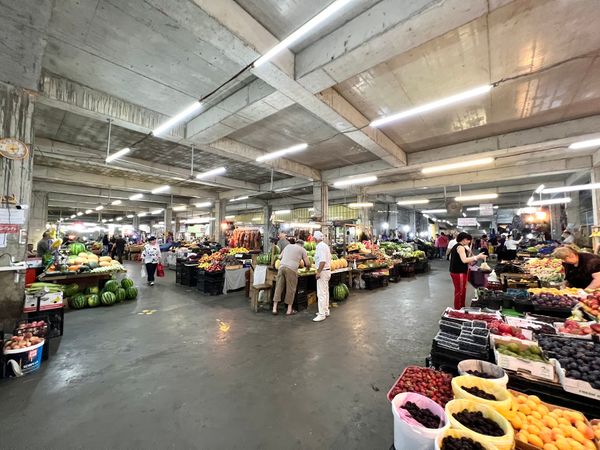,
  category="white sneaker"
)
[315,312,330,317]
[313,315,327,322]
